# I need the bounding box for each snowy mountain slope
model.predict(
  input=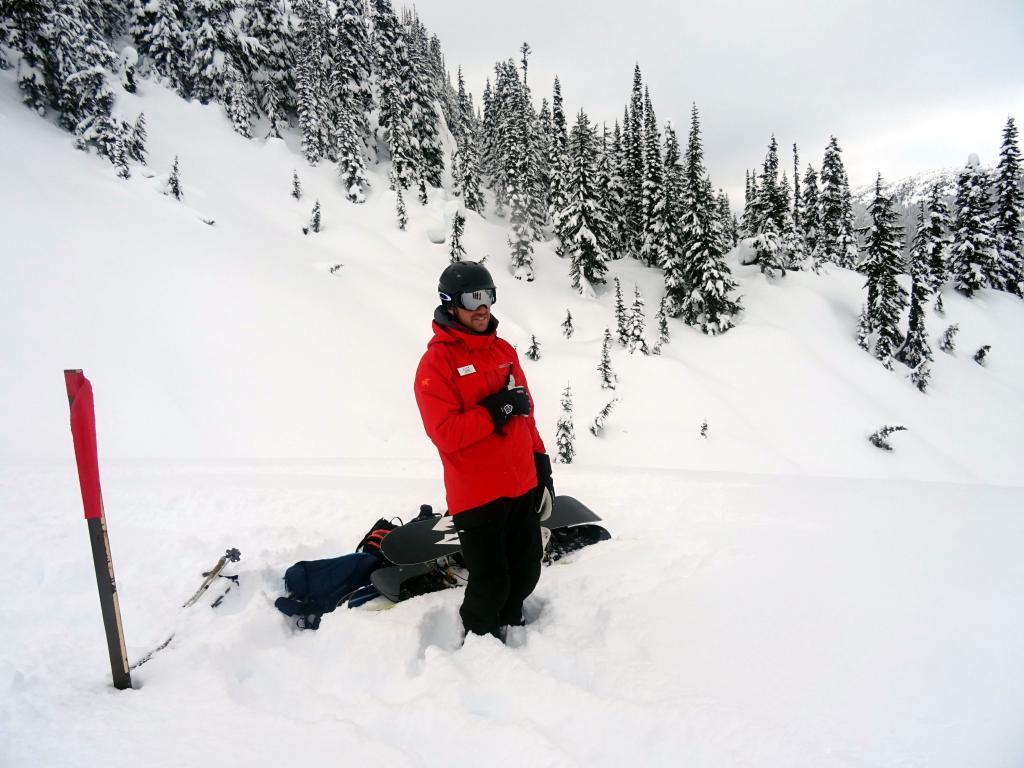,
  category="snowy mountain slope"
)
[2,72,1024,485]
[851,167,959,209]
[3,71,1024,768]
